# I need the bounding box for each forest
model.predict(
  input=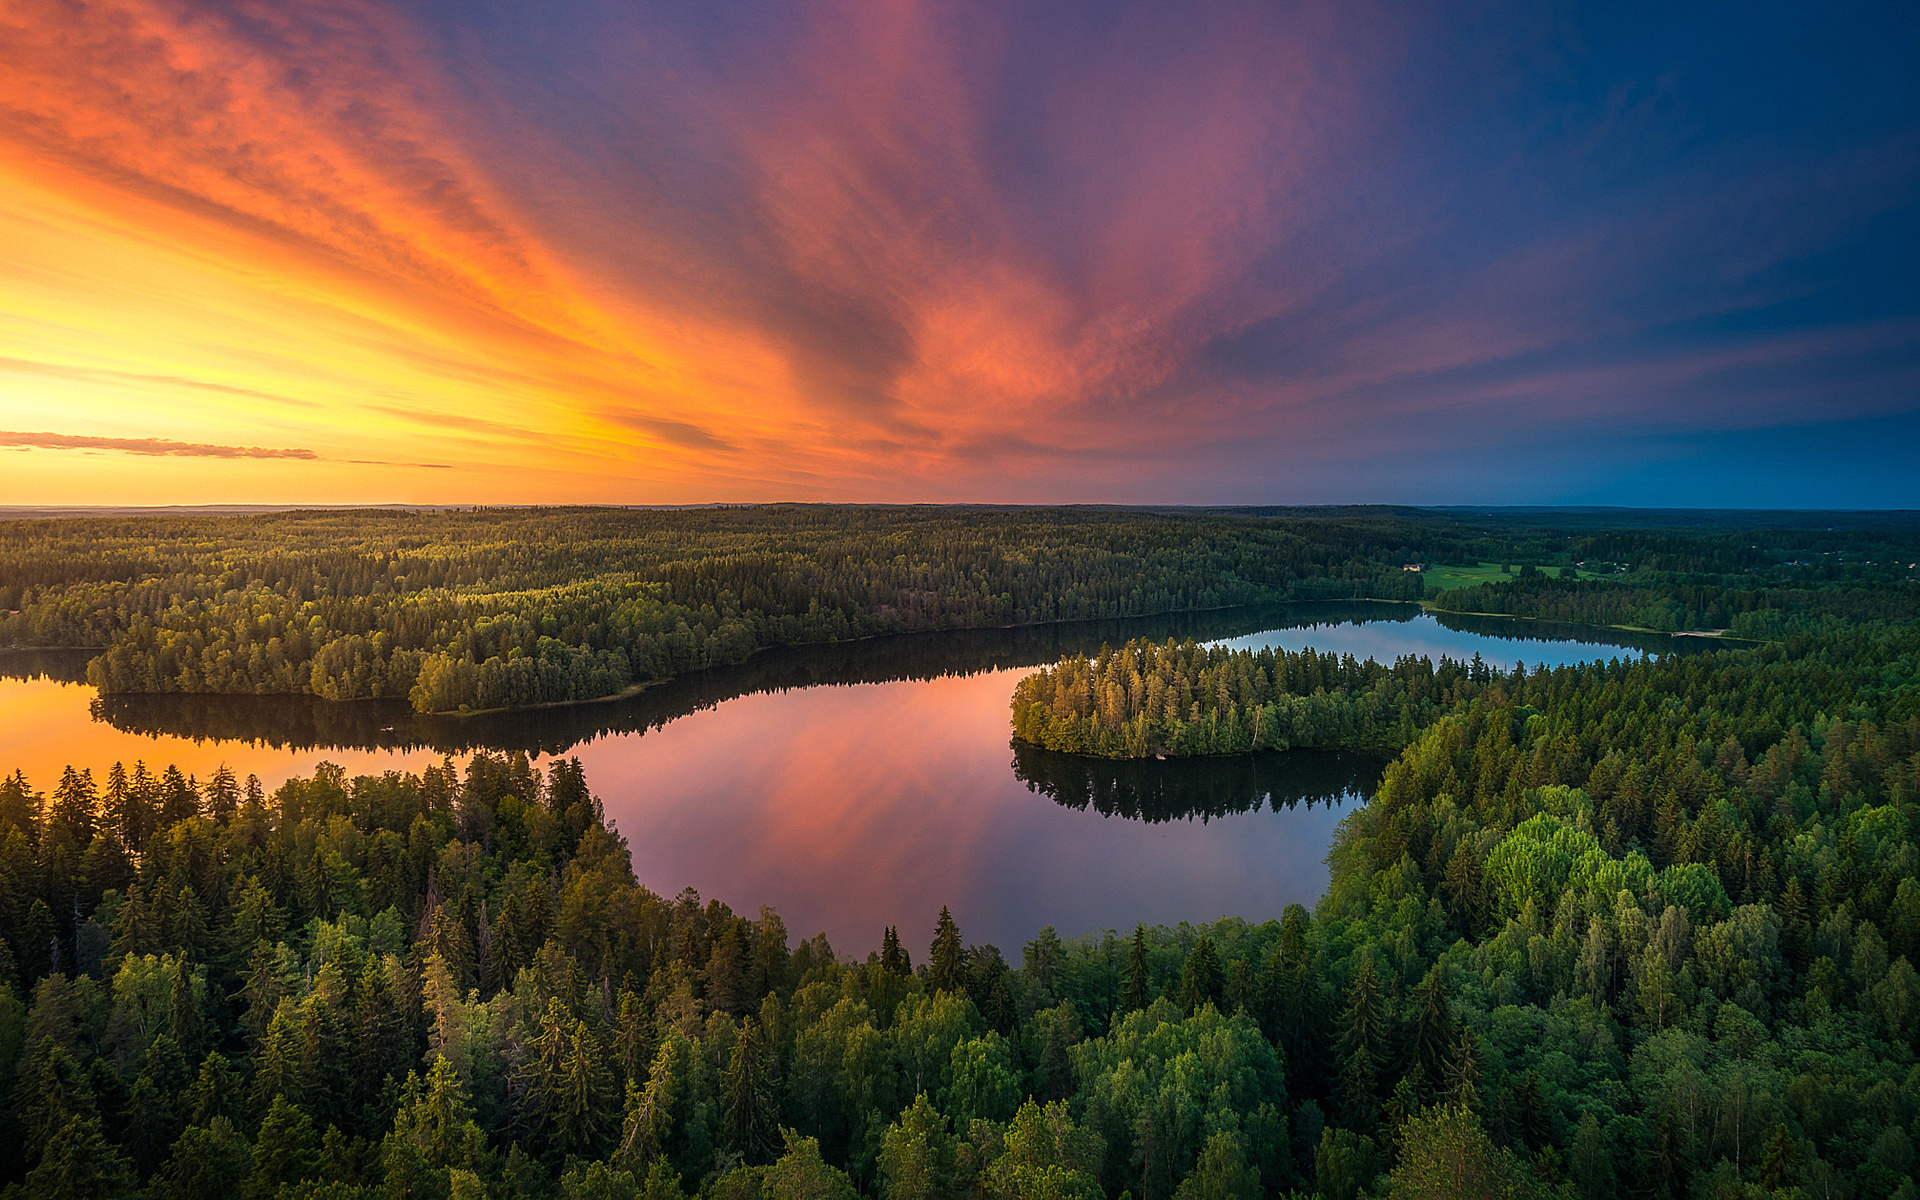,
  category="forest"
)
[4,505,1914,717]
[3,509,1920,1197]
[0,581,1916,1197]
[1010,638,1487,758]
[0,507,1426,715]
